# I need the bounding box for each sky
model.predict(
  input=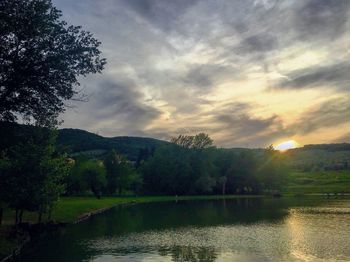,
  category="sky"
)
[54,0,350,148]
